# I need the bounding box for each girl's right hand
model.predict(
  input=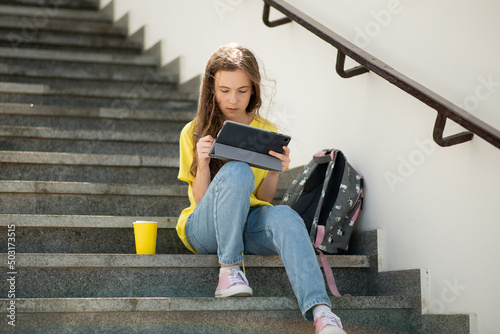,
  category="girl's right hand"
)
[196,135,214,167]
